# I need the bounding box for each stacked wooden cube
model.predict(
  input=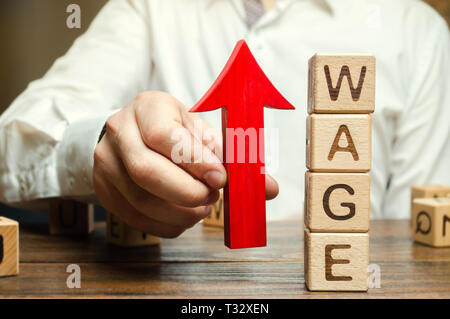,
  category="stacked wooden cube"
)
[411,185,450,247]
[304,54,375,291]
